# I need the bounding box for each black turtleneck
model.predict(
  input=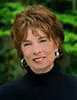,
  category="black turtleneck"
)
[24,63,63,85]
[0,64,77,100]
